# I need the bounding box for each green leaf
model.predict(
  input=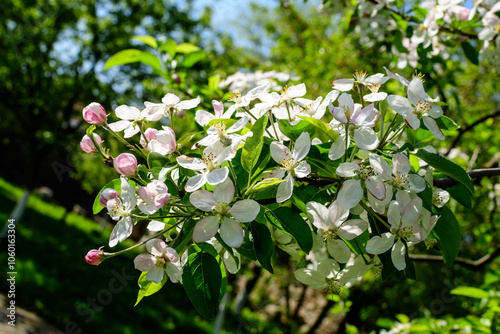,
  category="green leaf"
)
[181,51,206,68]
[133,35,157,49]
[147,152,171,179]
[236,231,257,260]
[242,115,268,175]
[432,206,461,265]
[266,206,312,253]
[450,286,489,299]
[206,118,237,129]
[176,43,200,53]
[403,240,416,280]
[461,41,479,65]
[277,119,315,142]
[298,116,339,141]
[135,272,167,306]
[416,150,474,194]
[159,39,177,57]
[447,183,472,209]
[92,178,121,214]
[171,219,196,253]
[250,220,274,273]
[182,250,222,319]
[417,181,433,212]
[104,49,162,71]
[393,29,409,53]
[248,178,284,194]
